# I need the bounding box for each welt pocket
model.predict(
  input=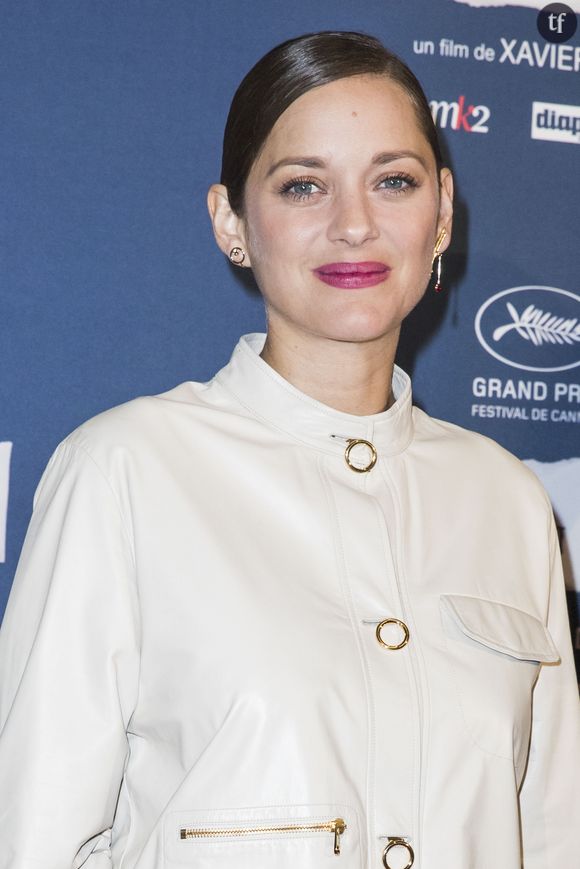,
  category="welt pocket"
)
[439,593,560,764]
[164,803,358,867]
[439,593,559,663]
